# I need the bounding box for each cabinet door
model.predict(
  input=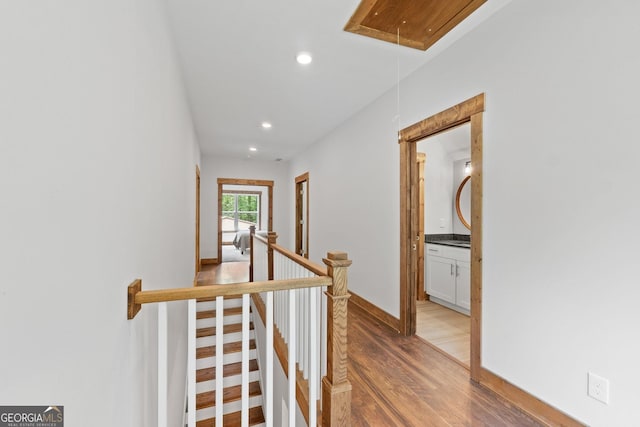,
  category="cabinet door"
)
[426,255,456,304]
[455,260,471,310]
